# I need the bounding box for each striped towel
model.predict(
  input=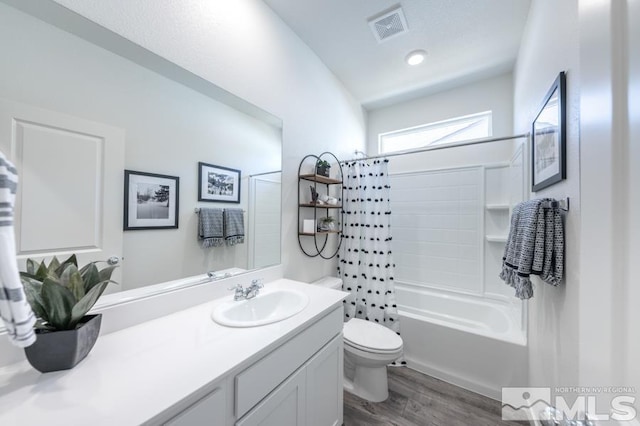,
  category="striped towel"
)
[224,208,244,246]
[0,152,36,347]
[499,198,564,299]
[198,208,224,248]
